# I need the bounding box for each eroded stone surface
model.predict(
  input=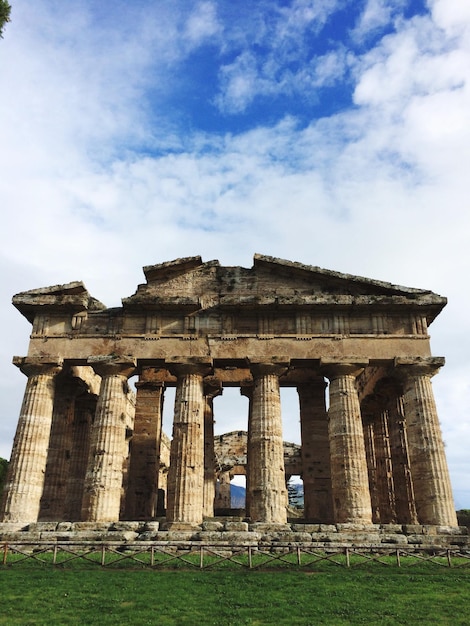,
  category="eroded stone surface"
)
[1,255,457,531]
